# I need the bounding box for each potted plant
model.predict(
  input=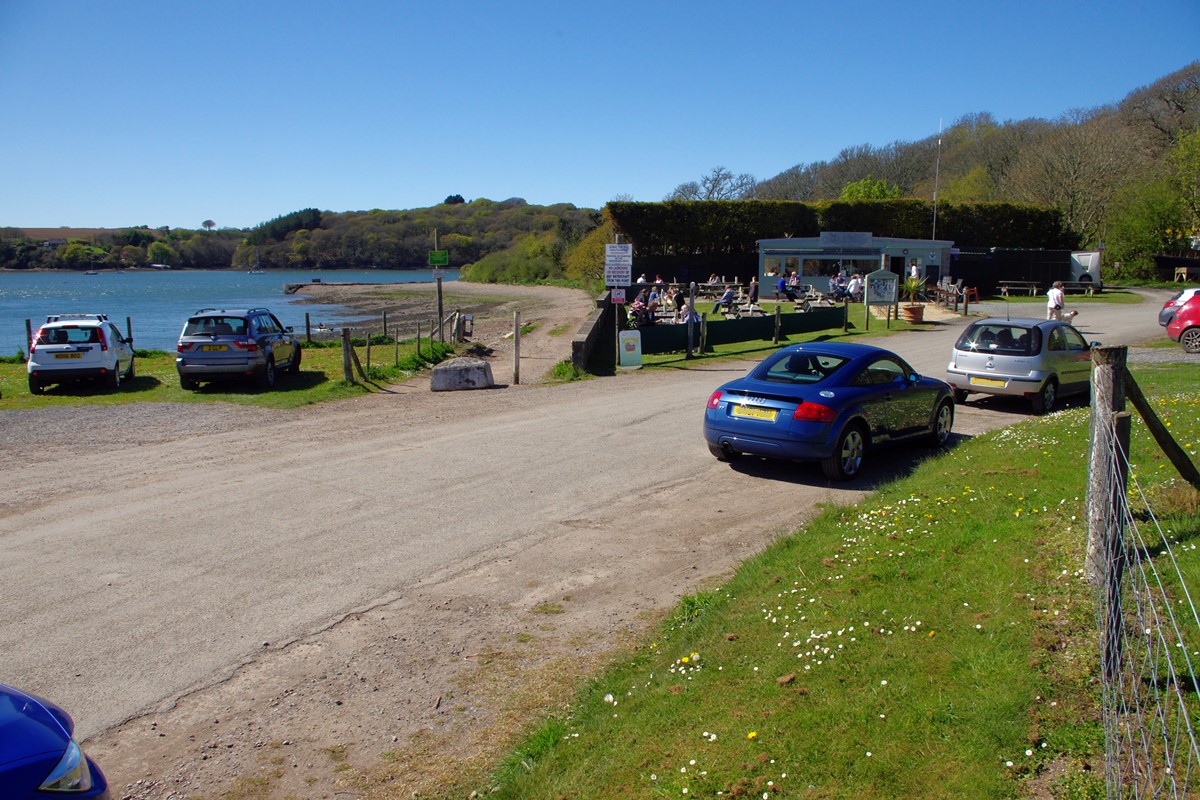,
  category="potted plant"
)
[900,275,925,323]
